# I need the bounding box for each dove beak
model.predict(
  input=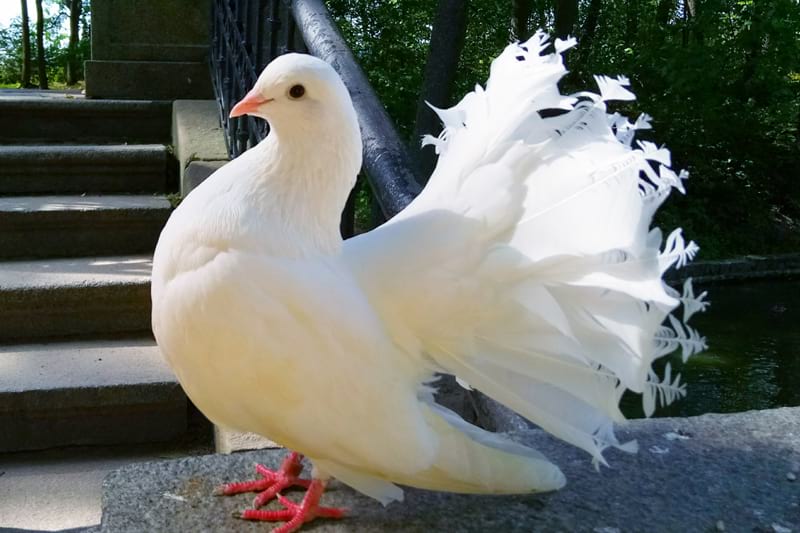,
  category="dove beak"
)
[230,89,273,118]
